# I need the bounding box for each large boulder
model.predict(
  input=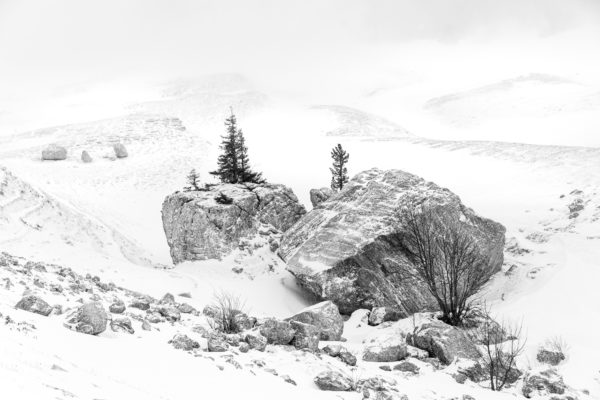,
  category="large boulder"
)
[162,183,306,263]
[280,168,505,314]
[406,319,480,365]
[363,331,408,362]
[286,301,343,341]
[41,144,67,161]
[15,295,52,316]
[310,187,334,207]
[64,302,108,335]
